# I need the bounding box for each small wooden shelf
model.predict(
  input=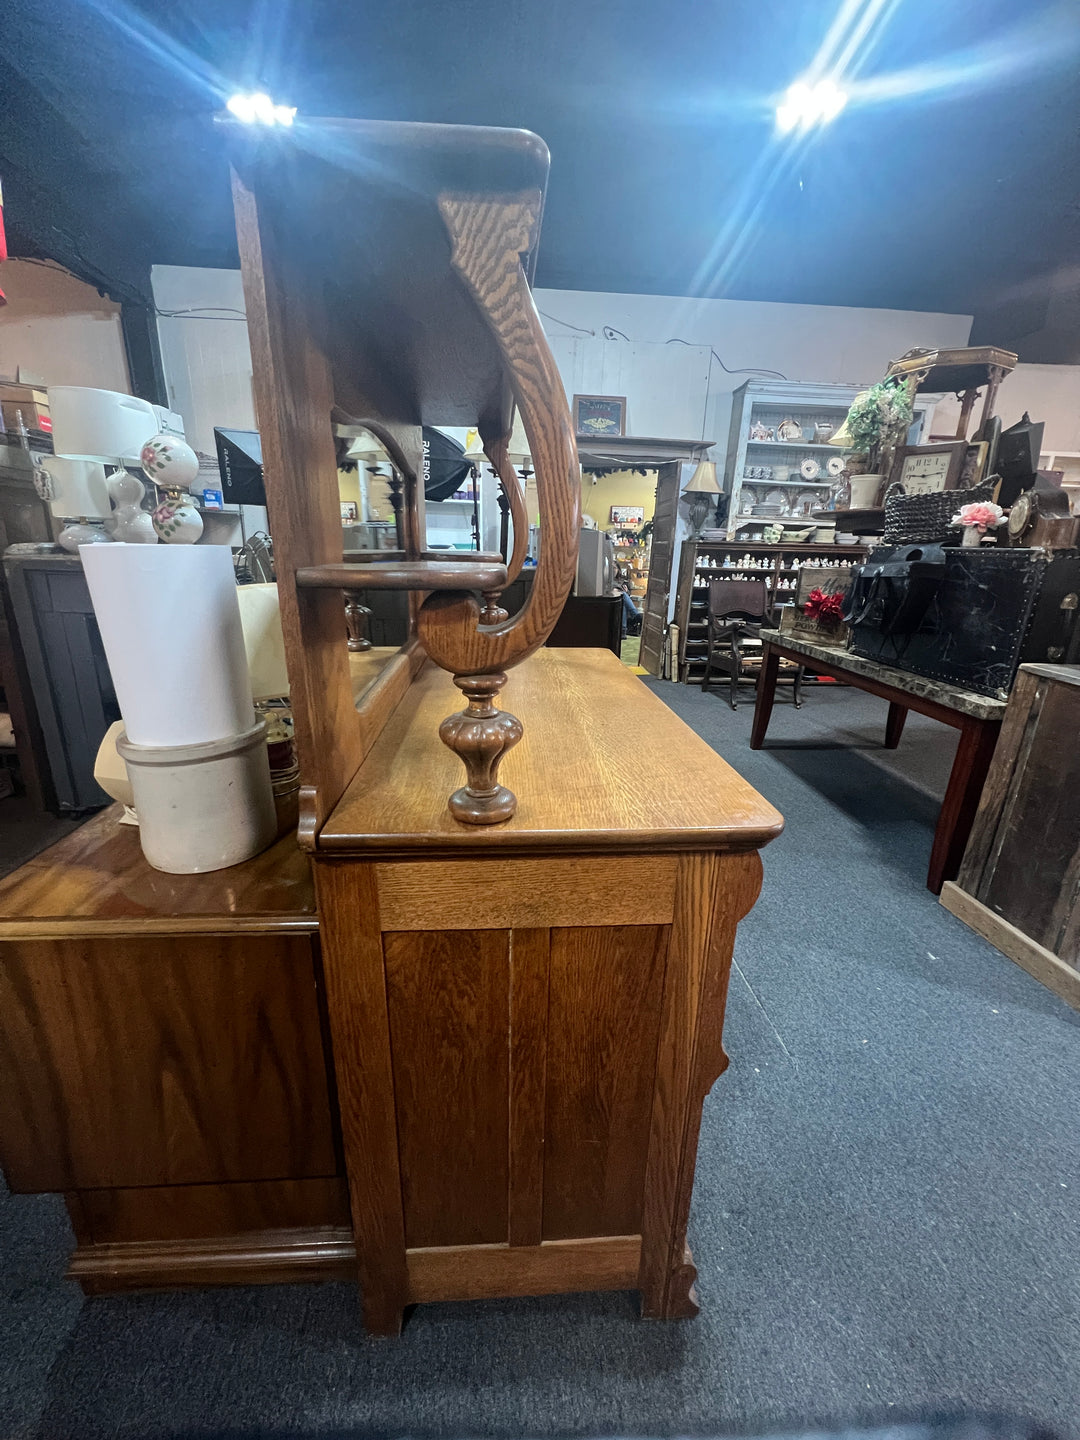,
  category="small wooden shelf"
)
[296,560,508,591]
